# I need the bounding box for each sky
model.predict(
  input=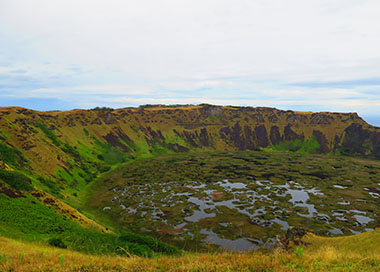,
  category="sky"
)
[0,0,380,125]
